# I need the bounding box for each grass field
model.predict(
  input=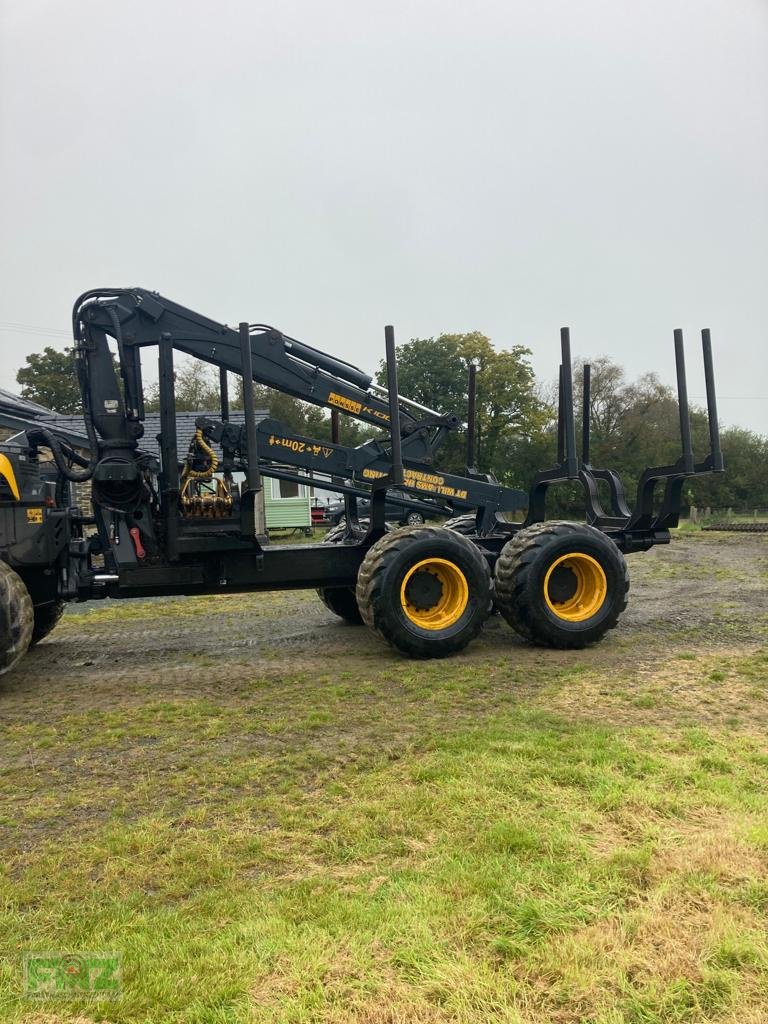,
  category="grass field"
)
[1,531,767,1023]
